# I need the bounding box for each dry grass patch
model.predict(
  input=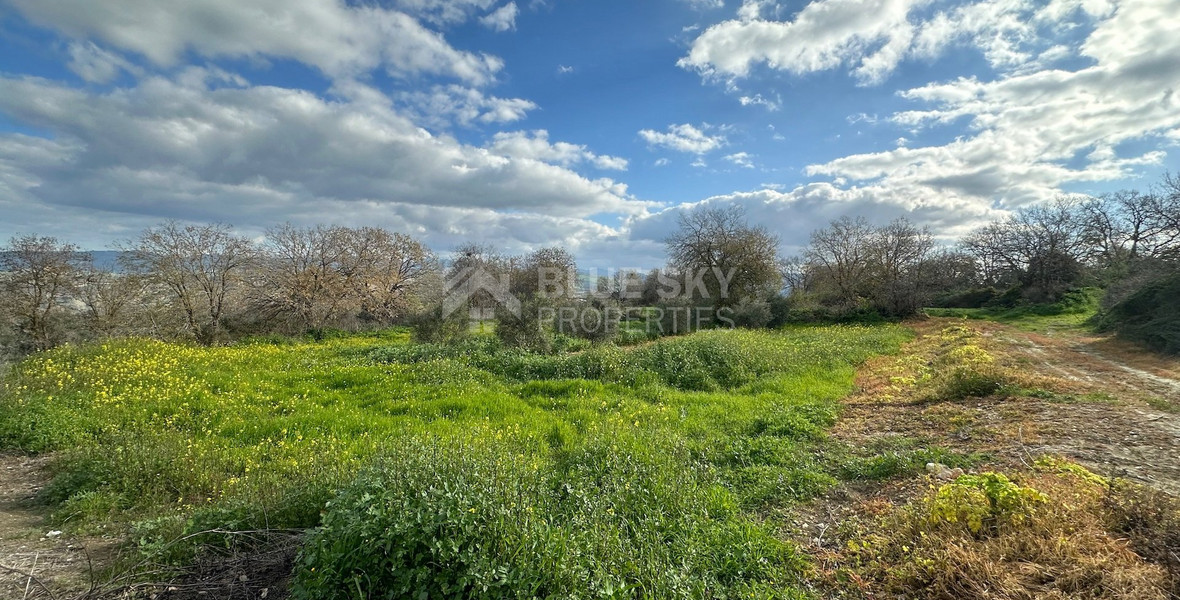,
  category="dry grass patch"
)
[814,458,1180,600]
